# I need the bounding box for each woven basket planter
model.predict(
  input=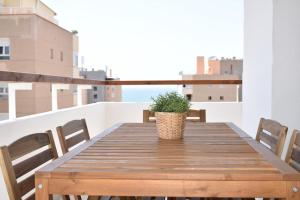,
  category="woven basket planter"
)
[155,112,187,140]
